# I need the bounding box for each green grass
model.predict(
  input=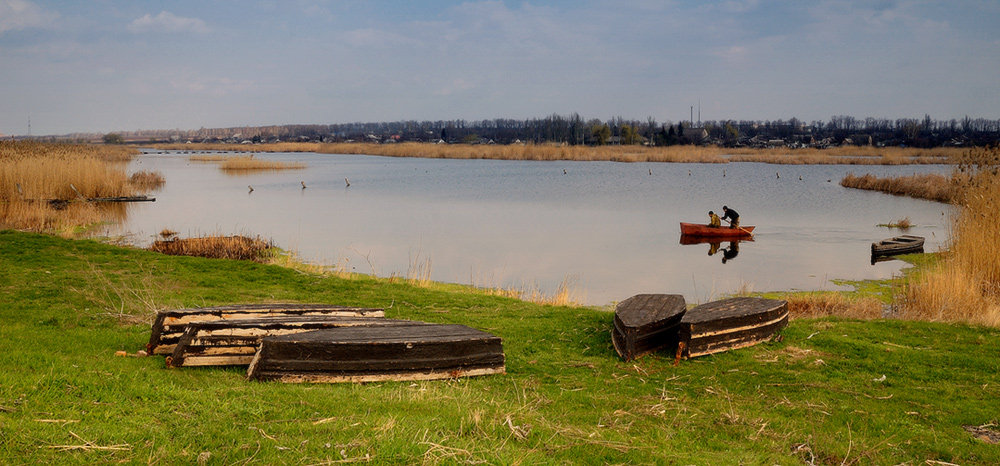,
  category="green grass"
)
[1,230,999,464]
